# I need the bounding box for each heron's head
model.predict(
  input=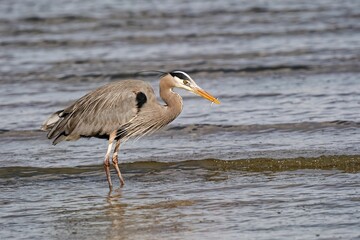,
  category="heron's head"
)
[169,70,220,104]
